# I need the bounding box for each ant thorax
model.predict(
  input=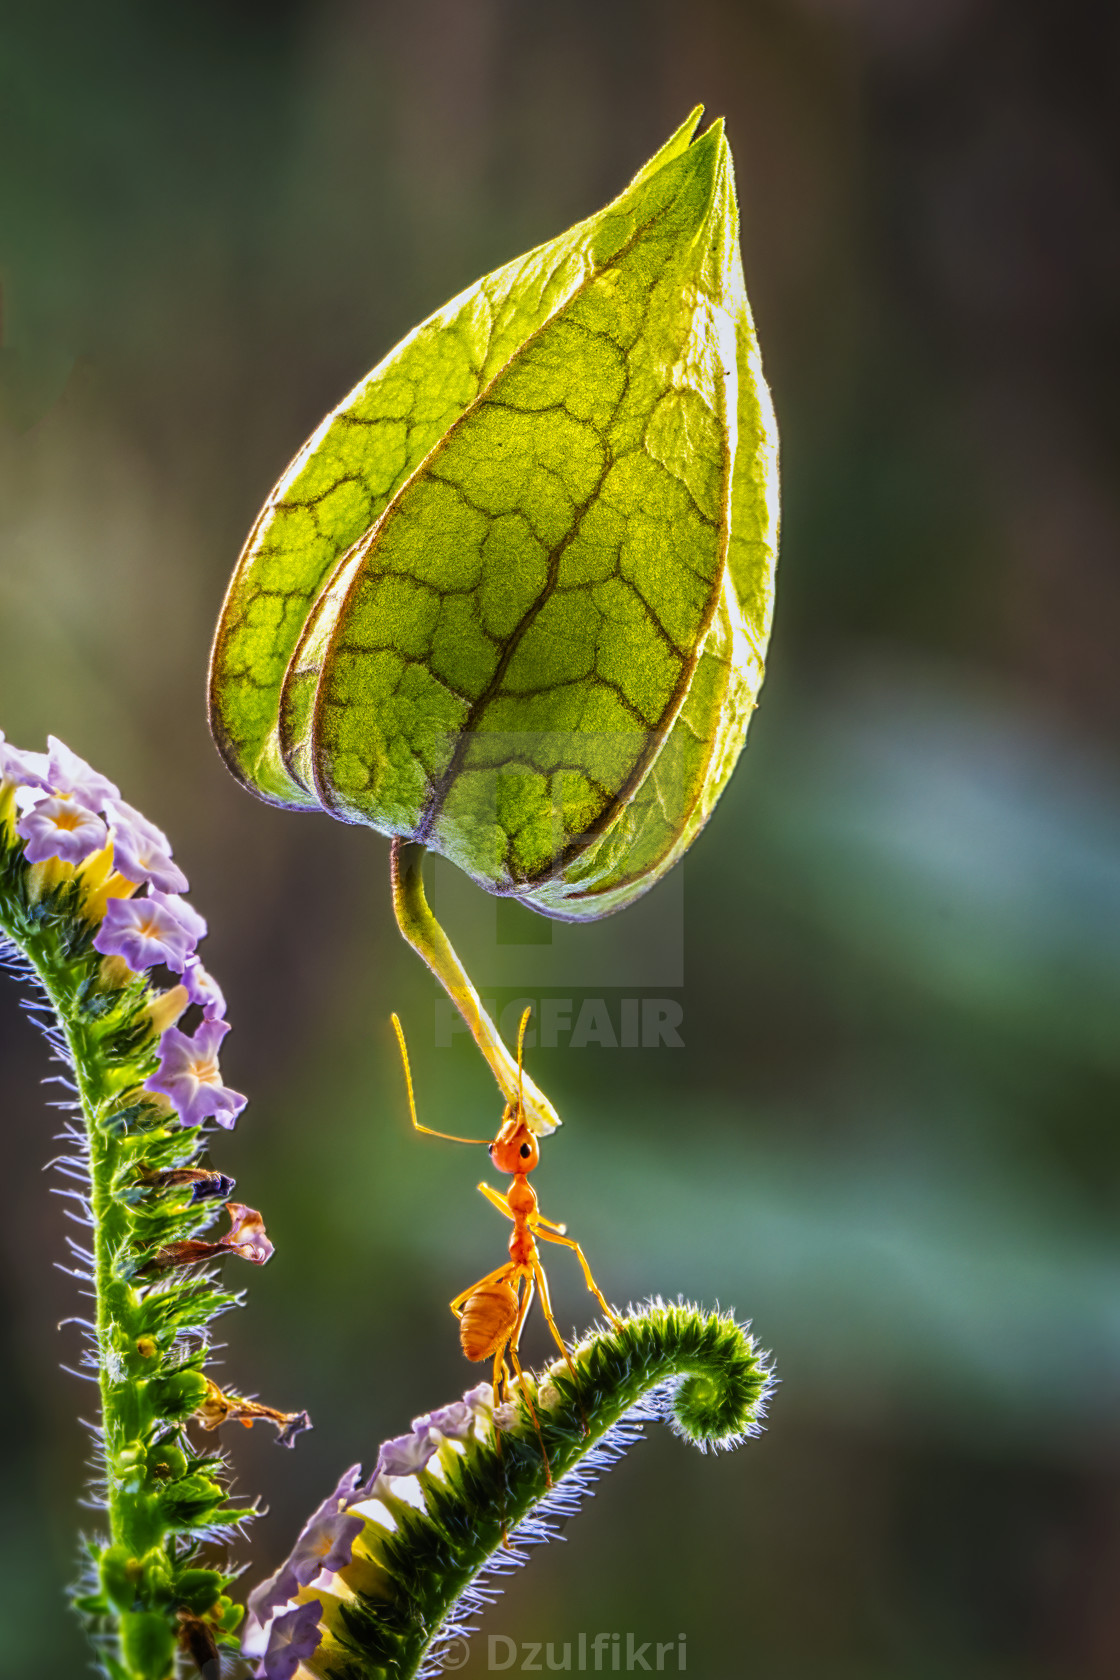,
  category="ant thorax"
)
[506,1177,536,1216]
